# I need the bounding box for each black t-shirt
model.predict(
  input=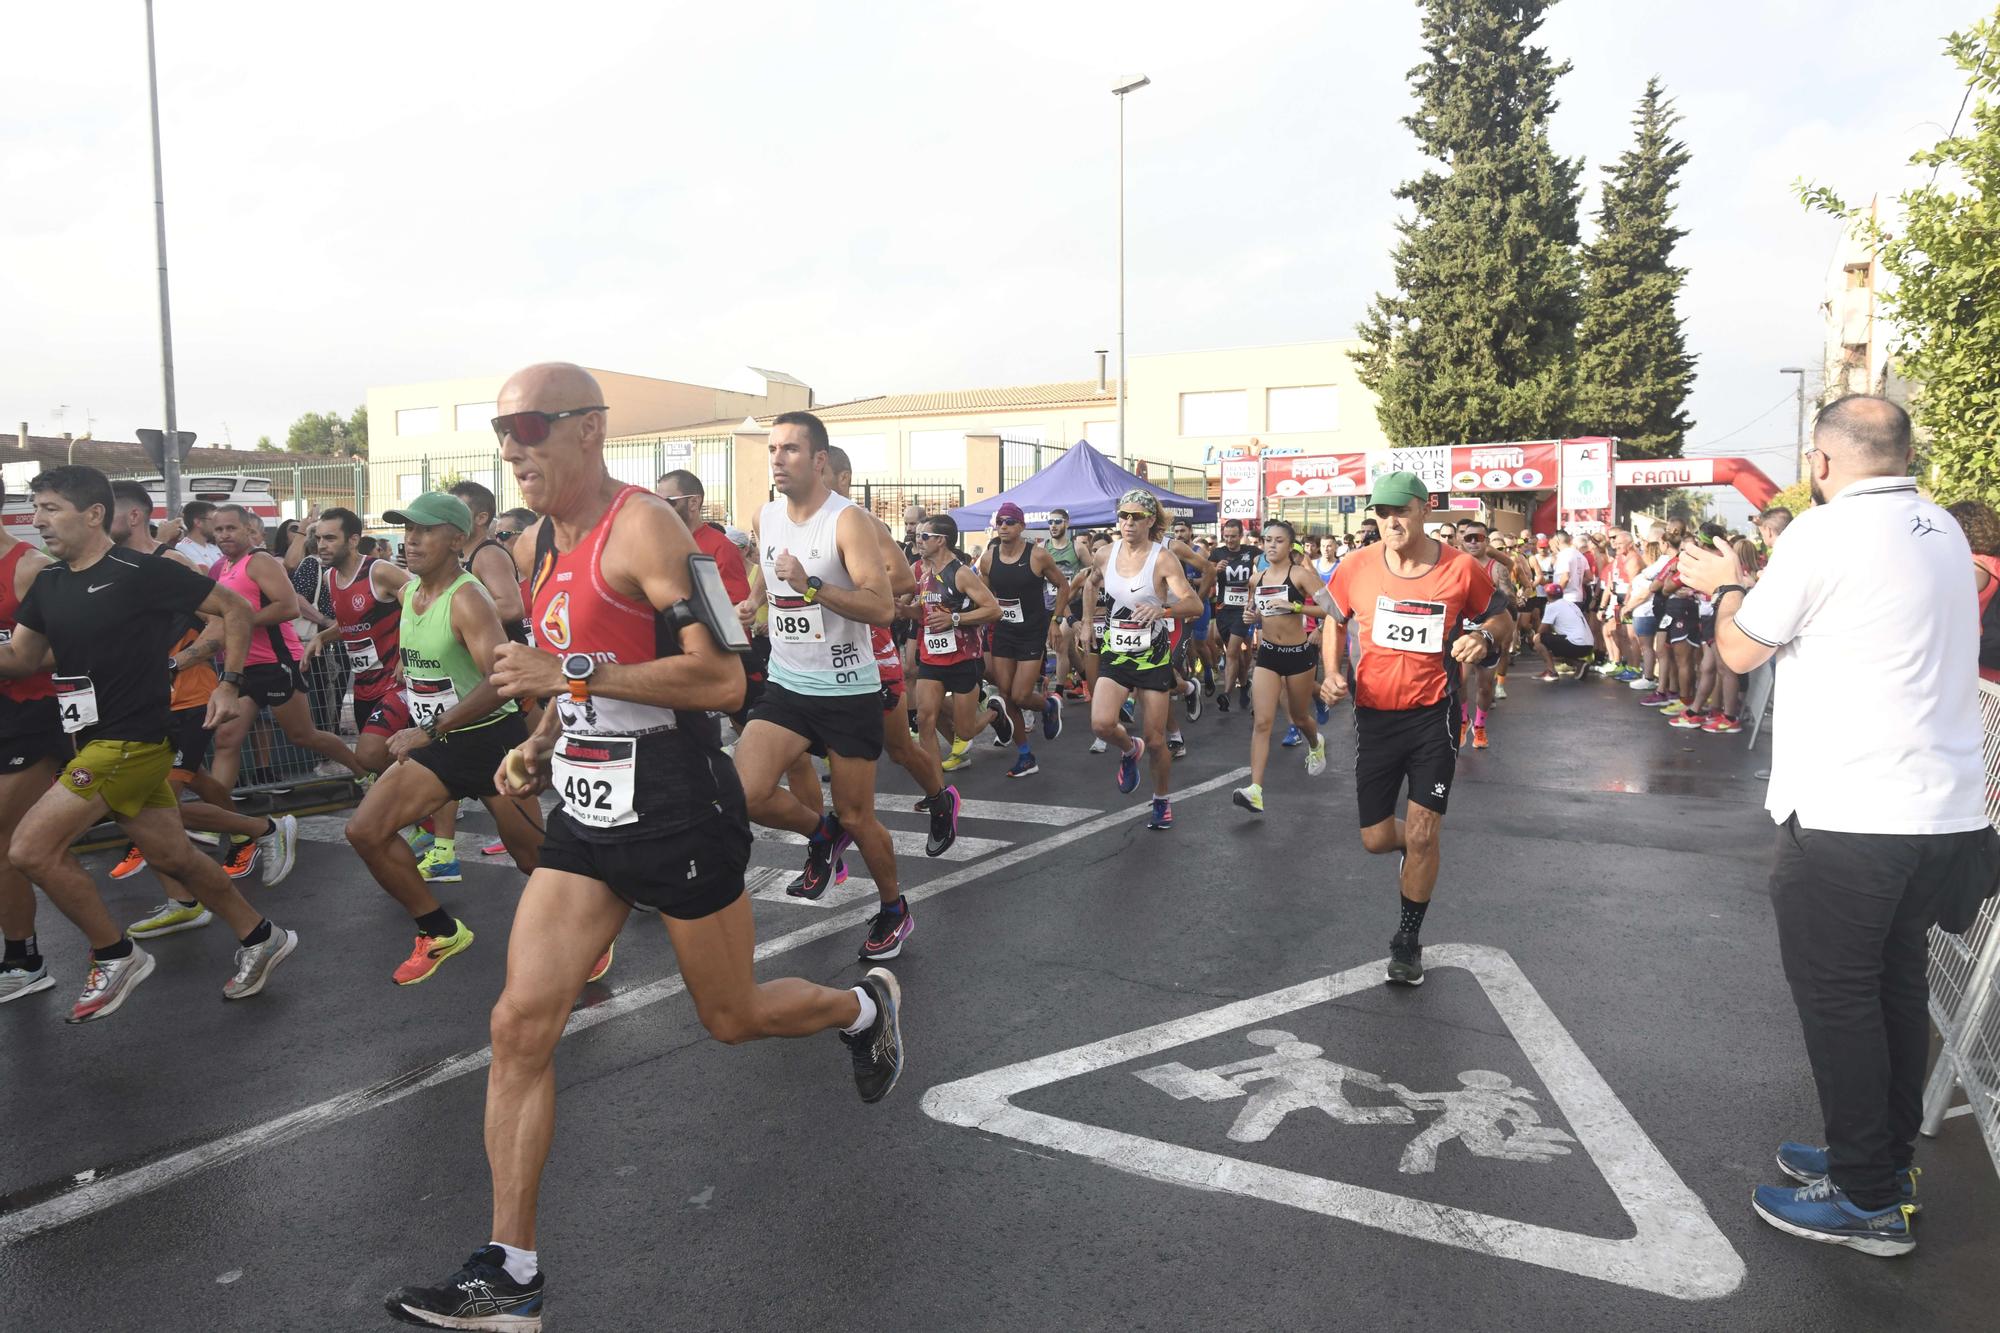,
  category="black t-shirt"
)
[1215,546,1259,607]
[16,548,213,745]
